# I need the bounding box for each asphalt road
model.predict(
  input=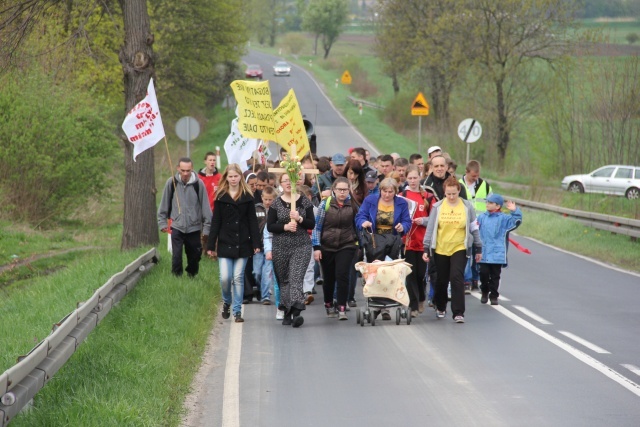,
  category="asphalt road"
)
[181,52,640,427]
